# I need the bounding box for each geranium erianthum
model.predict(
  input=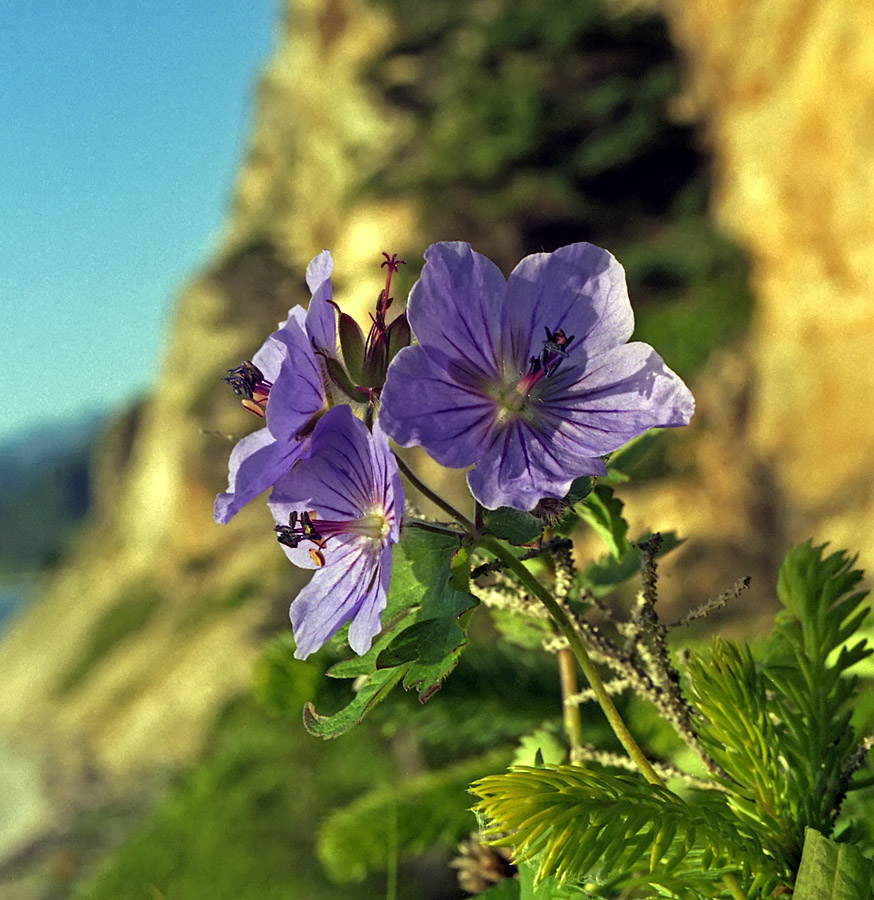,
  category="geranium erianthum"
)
[379,241,694,511]
[214,251,336,524]
[268,404,403,659]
